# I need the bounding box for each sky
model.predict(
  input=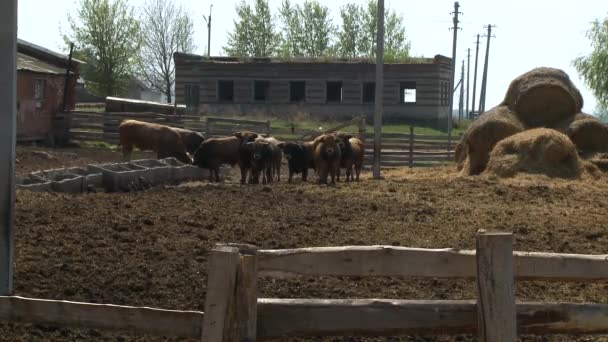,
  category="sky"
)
[17,0,607,113]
